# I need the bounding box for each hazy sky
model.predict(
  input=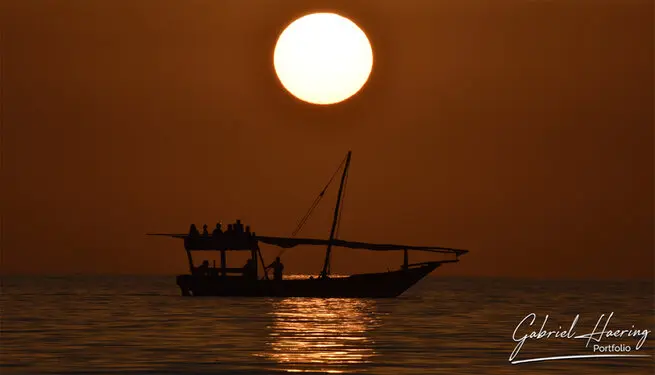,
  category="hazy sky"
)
[2,0,653,279]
